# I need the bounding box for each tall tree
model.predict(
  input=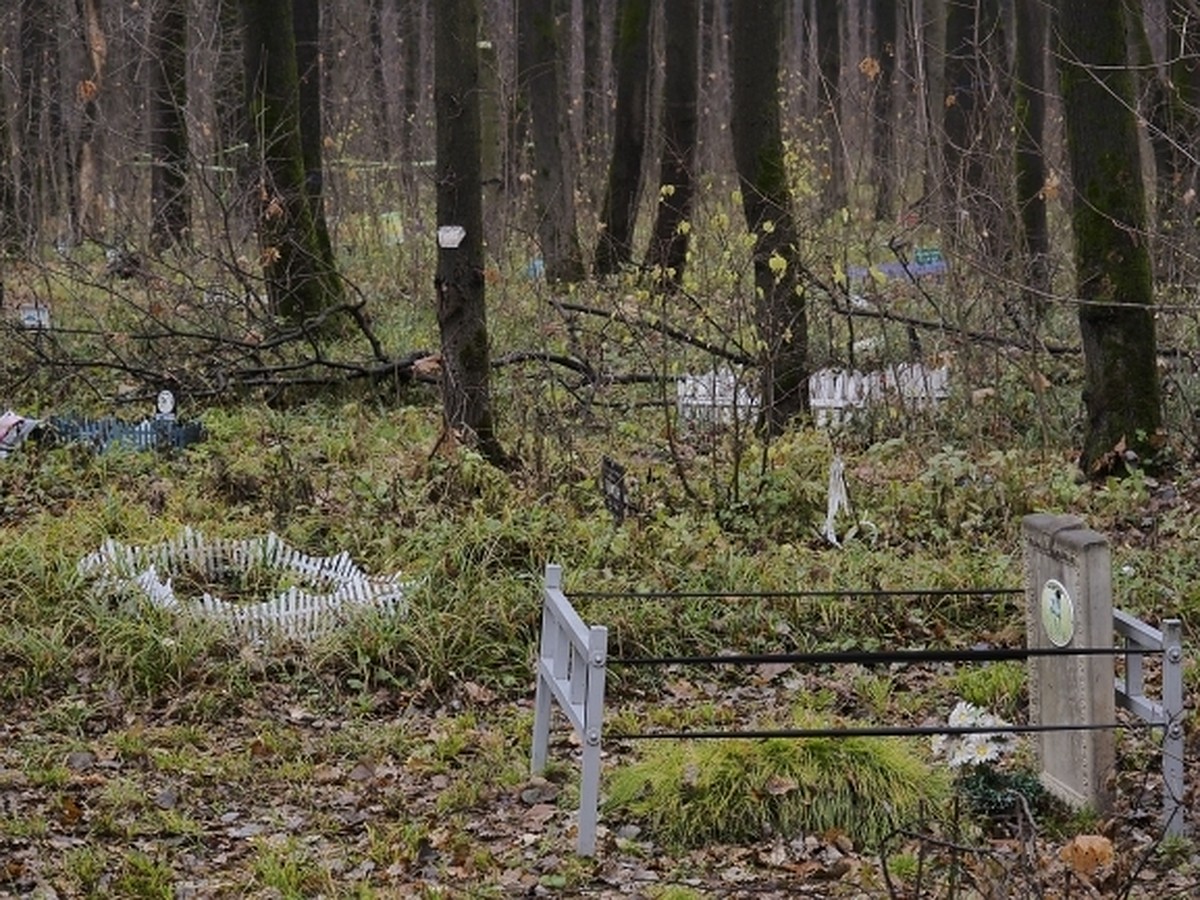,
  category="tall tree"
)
[292,0,337,271]
[1142,0,1200,282]
[519,0,585,282]
[1056,0,1162,476]
[942,0,1008,255]
[18,0,54,246]
[1014,0,1049,314]
[645,0,699,287]
[368,0,391,158]
[73,0,107,241]
[0,15,20,254]
[731,0,807,433]
[435,0,506,464]
[593,0,651,276]
[399,0,424,203]
[870,0,898,221]
[242,0,343,325]
[581,0,607,159]
[149,0,189,251]
[814,0,845,214]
